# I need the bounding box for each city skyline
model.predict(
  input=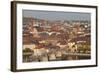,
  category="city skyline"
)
[23,9,91,62]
